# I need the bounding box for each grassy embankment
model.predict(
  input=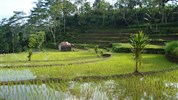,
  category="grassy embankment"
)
[0,50,177,80]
